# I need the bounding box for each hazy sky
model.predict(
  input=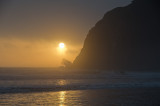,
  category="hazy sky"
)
[0,0,132,67]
